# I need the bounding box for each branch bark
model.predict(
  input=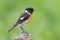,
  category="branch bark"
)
[14,31,33,40]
